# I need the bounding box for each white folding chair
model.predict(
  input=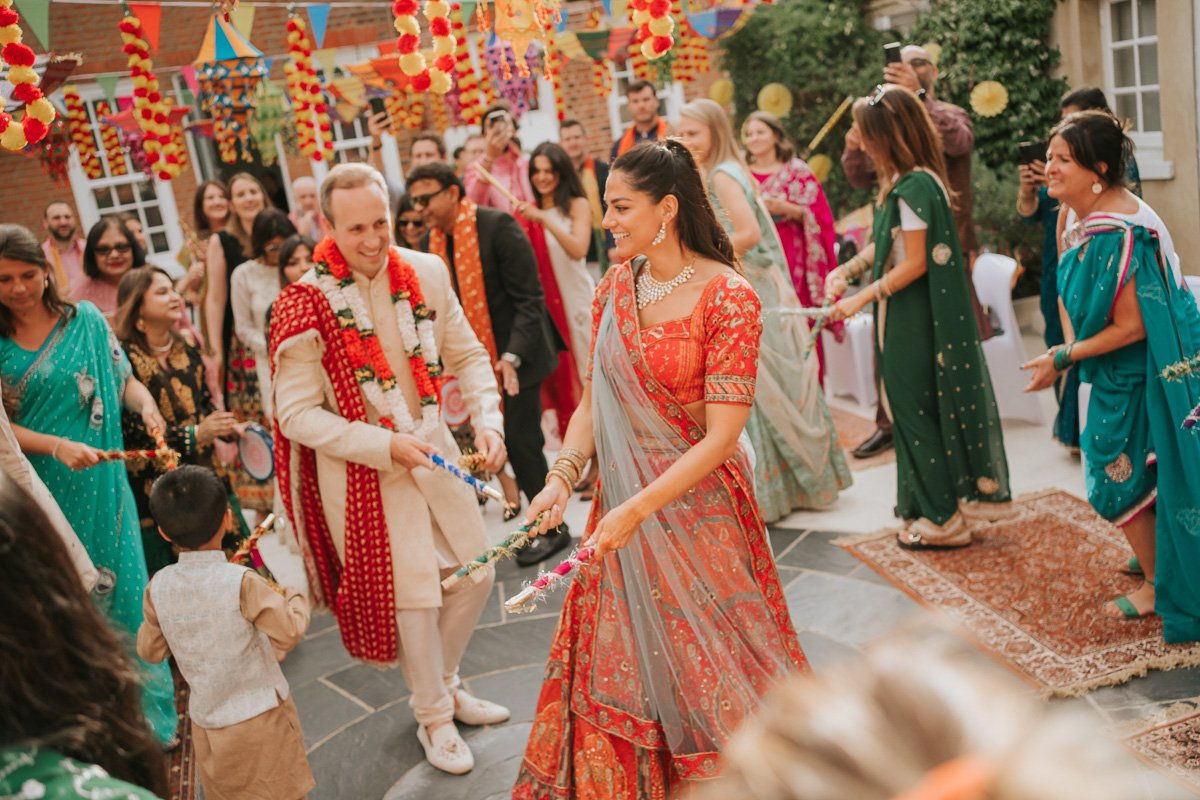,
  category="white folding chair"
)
[822,311,877,407]
[972,253,1044,424]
